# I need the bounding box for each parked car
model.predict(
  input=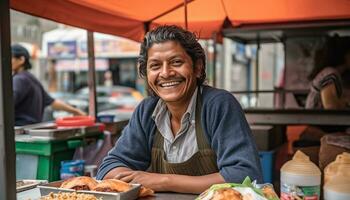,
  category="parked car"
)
[97,106,135,121]
[75,86,143,107]
[44,86,143,121]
